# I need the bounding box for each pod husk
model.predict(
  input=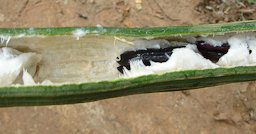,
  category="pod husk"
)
[0,21,256,107]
